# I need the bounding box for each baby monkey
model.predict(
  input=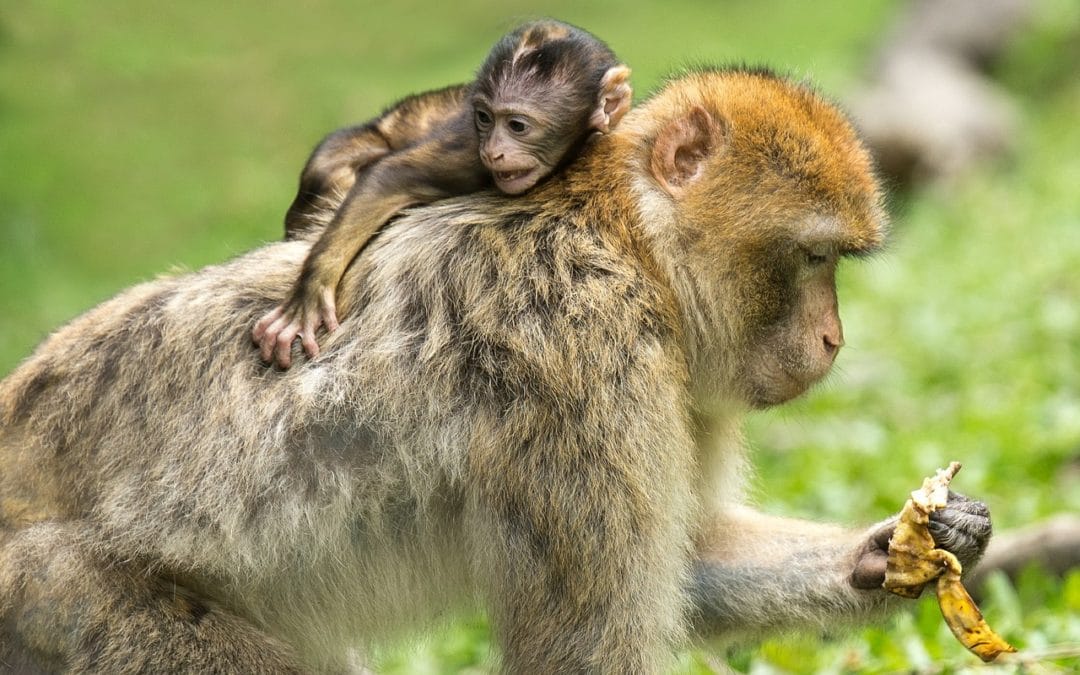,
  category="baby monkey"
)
[254,20,632,367]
